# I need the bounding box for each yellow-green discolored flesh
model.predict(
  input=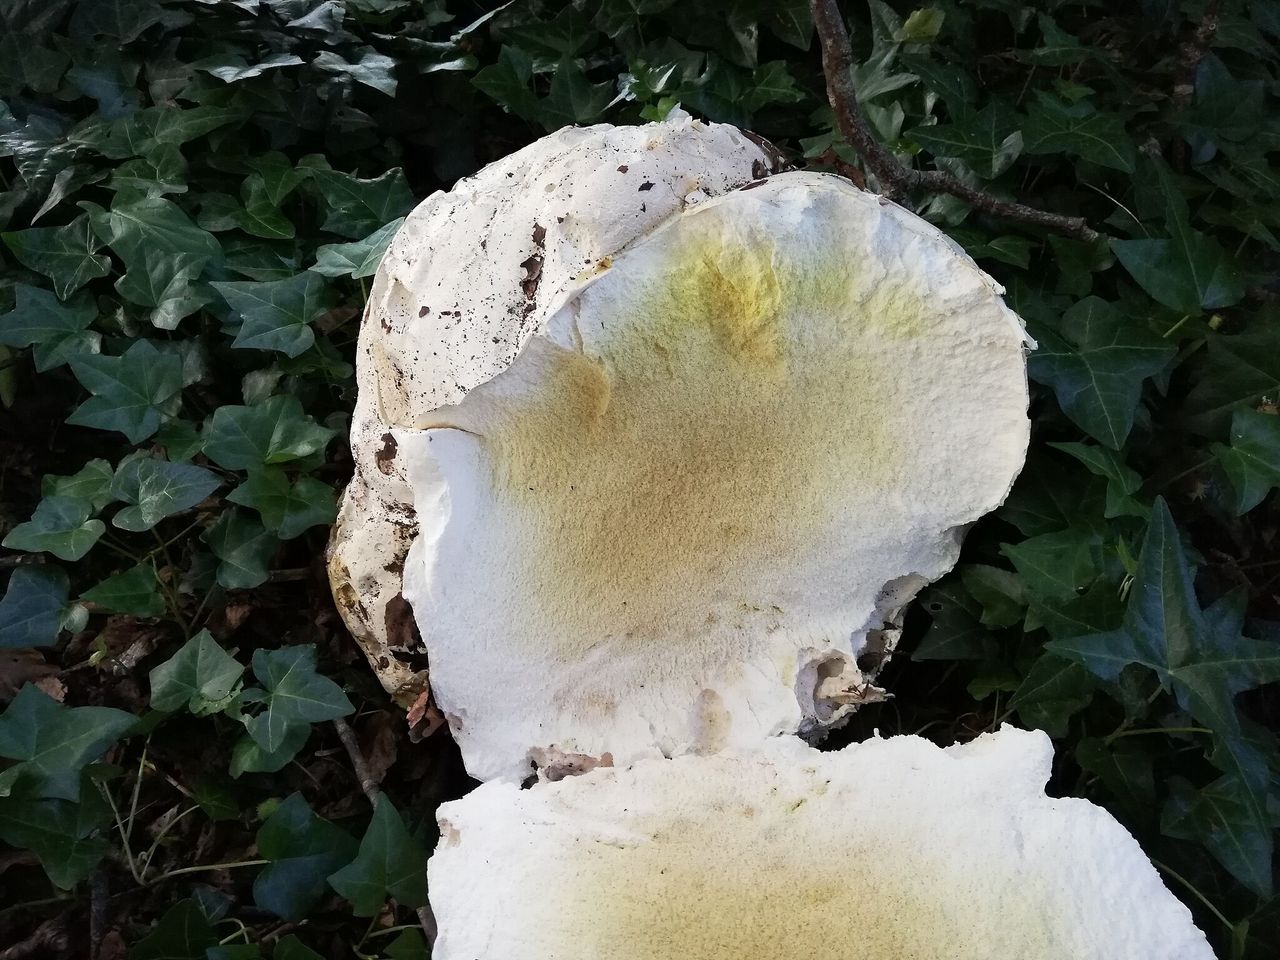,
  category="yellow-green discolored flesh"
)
[404,173,1030,780]
[427,732,1214,959]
